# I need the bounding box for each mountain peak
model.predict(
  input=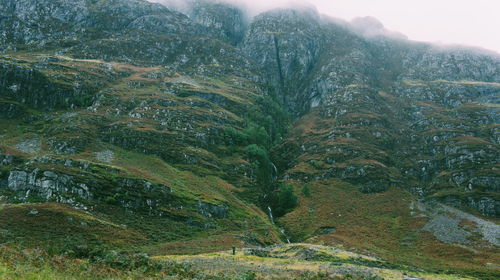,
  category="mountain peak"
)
[350,16,408,40]
[0,0,499,278]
